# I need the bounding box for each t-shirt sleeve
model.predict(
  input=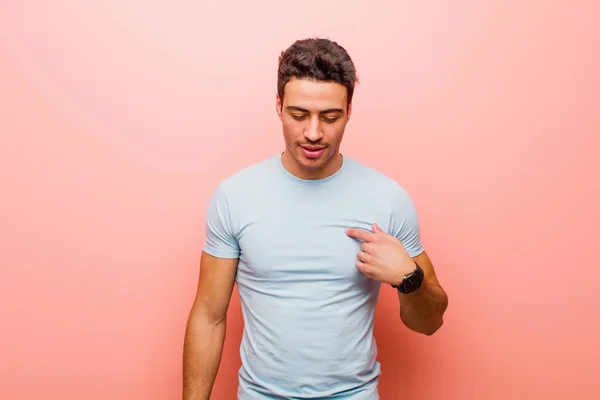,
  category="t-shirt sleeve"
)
[203,184,240,259]
[388,180,424,258]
